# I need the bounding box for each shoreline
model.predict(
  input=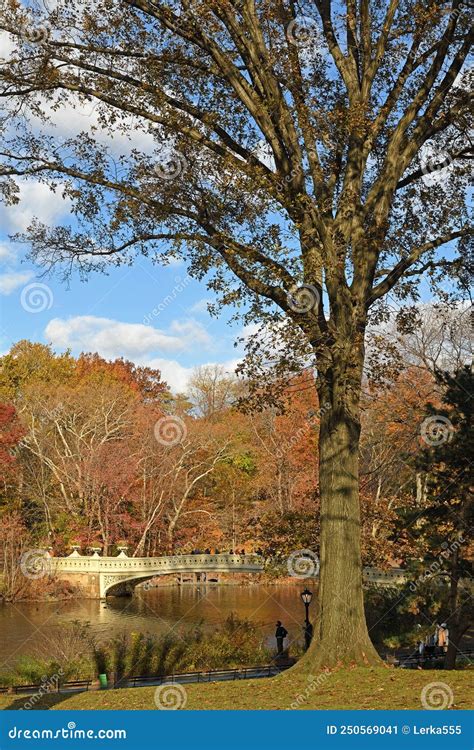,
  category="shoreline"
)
[1,577,316,603]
